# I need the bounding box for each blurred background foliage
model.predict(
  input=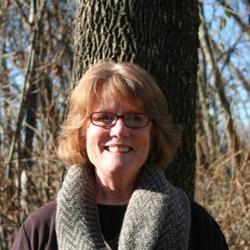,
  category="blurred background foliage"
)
[0,0,249,249]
